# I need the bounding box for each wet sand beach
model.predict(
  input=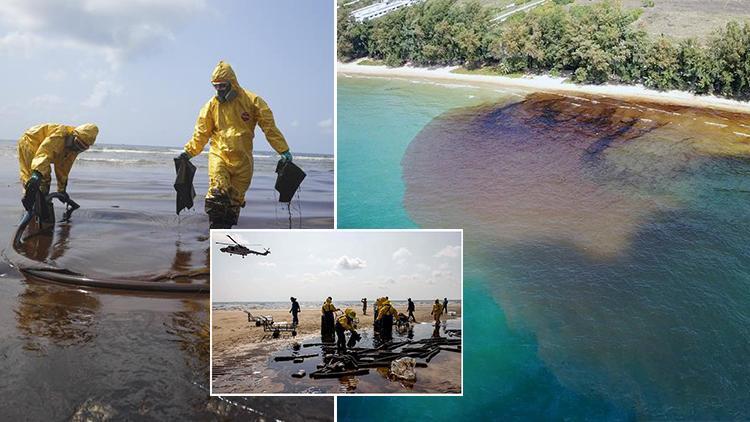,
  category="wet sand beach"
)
[212,304,462,394]
[0,143,334,420]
